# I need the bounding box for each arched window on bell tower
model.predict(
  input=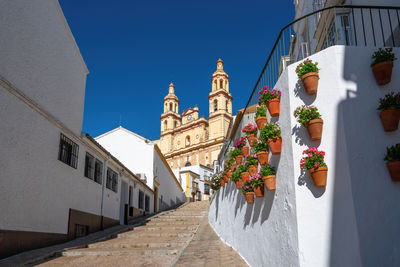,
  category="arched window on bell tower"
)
[164,120,168,131]
[174,121,178,128]
[220,79,223,89]
[214,99,218,112]
[226,100,229,112]
[169,103,173,111]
